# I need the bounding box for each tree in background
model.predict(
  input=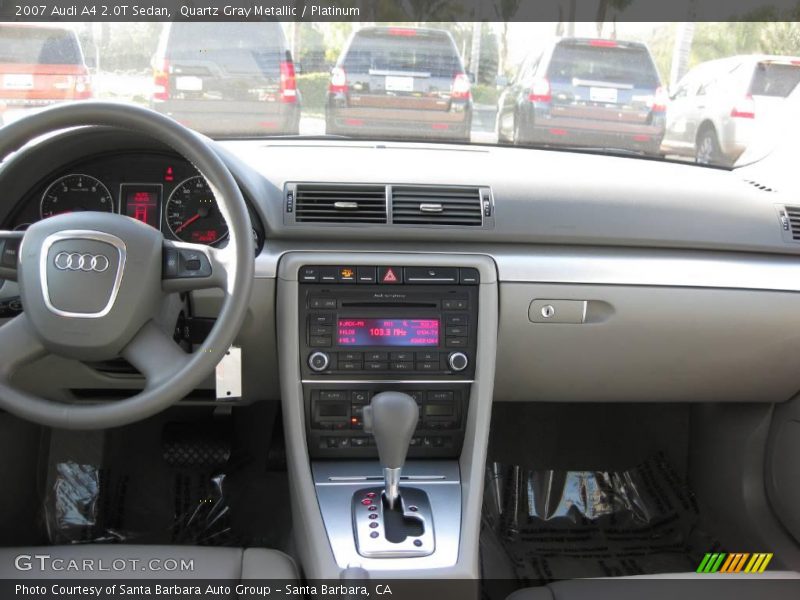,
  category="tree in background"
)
[478,27,500,84]
[492,0,522,76]
[595,0,634,39]
[296,24,328,73]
